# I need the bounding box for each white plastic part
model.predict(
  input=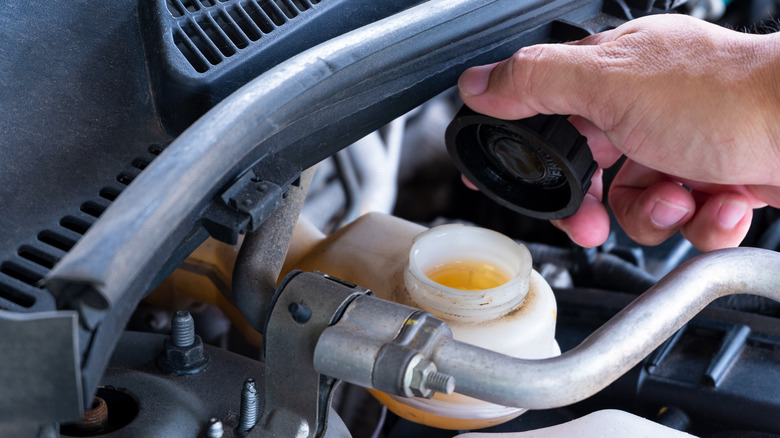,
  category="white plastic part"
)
[455,410,698,438]
[405,224,533,322]
[284,213,559,429]
[387,224,559,425]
